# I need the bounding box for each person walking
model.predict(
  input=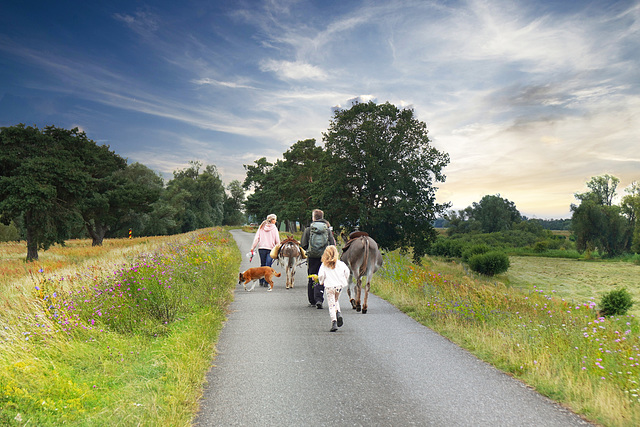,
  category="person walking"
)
[300,209,335,308]
[250,214,281,287]
[317,245,349,332]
